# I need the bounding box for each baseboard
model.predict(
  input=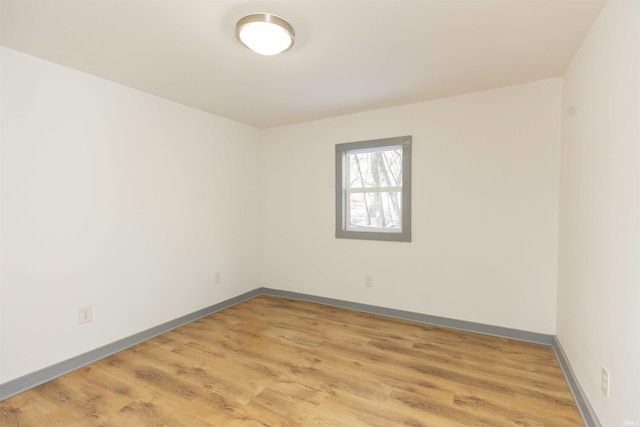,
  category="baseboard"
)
[552,336,601,427]
[0,288,263,402]
[259,287,554,345]
[0,286,599,427]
